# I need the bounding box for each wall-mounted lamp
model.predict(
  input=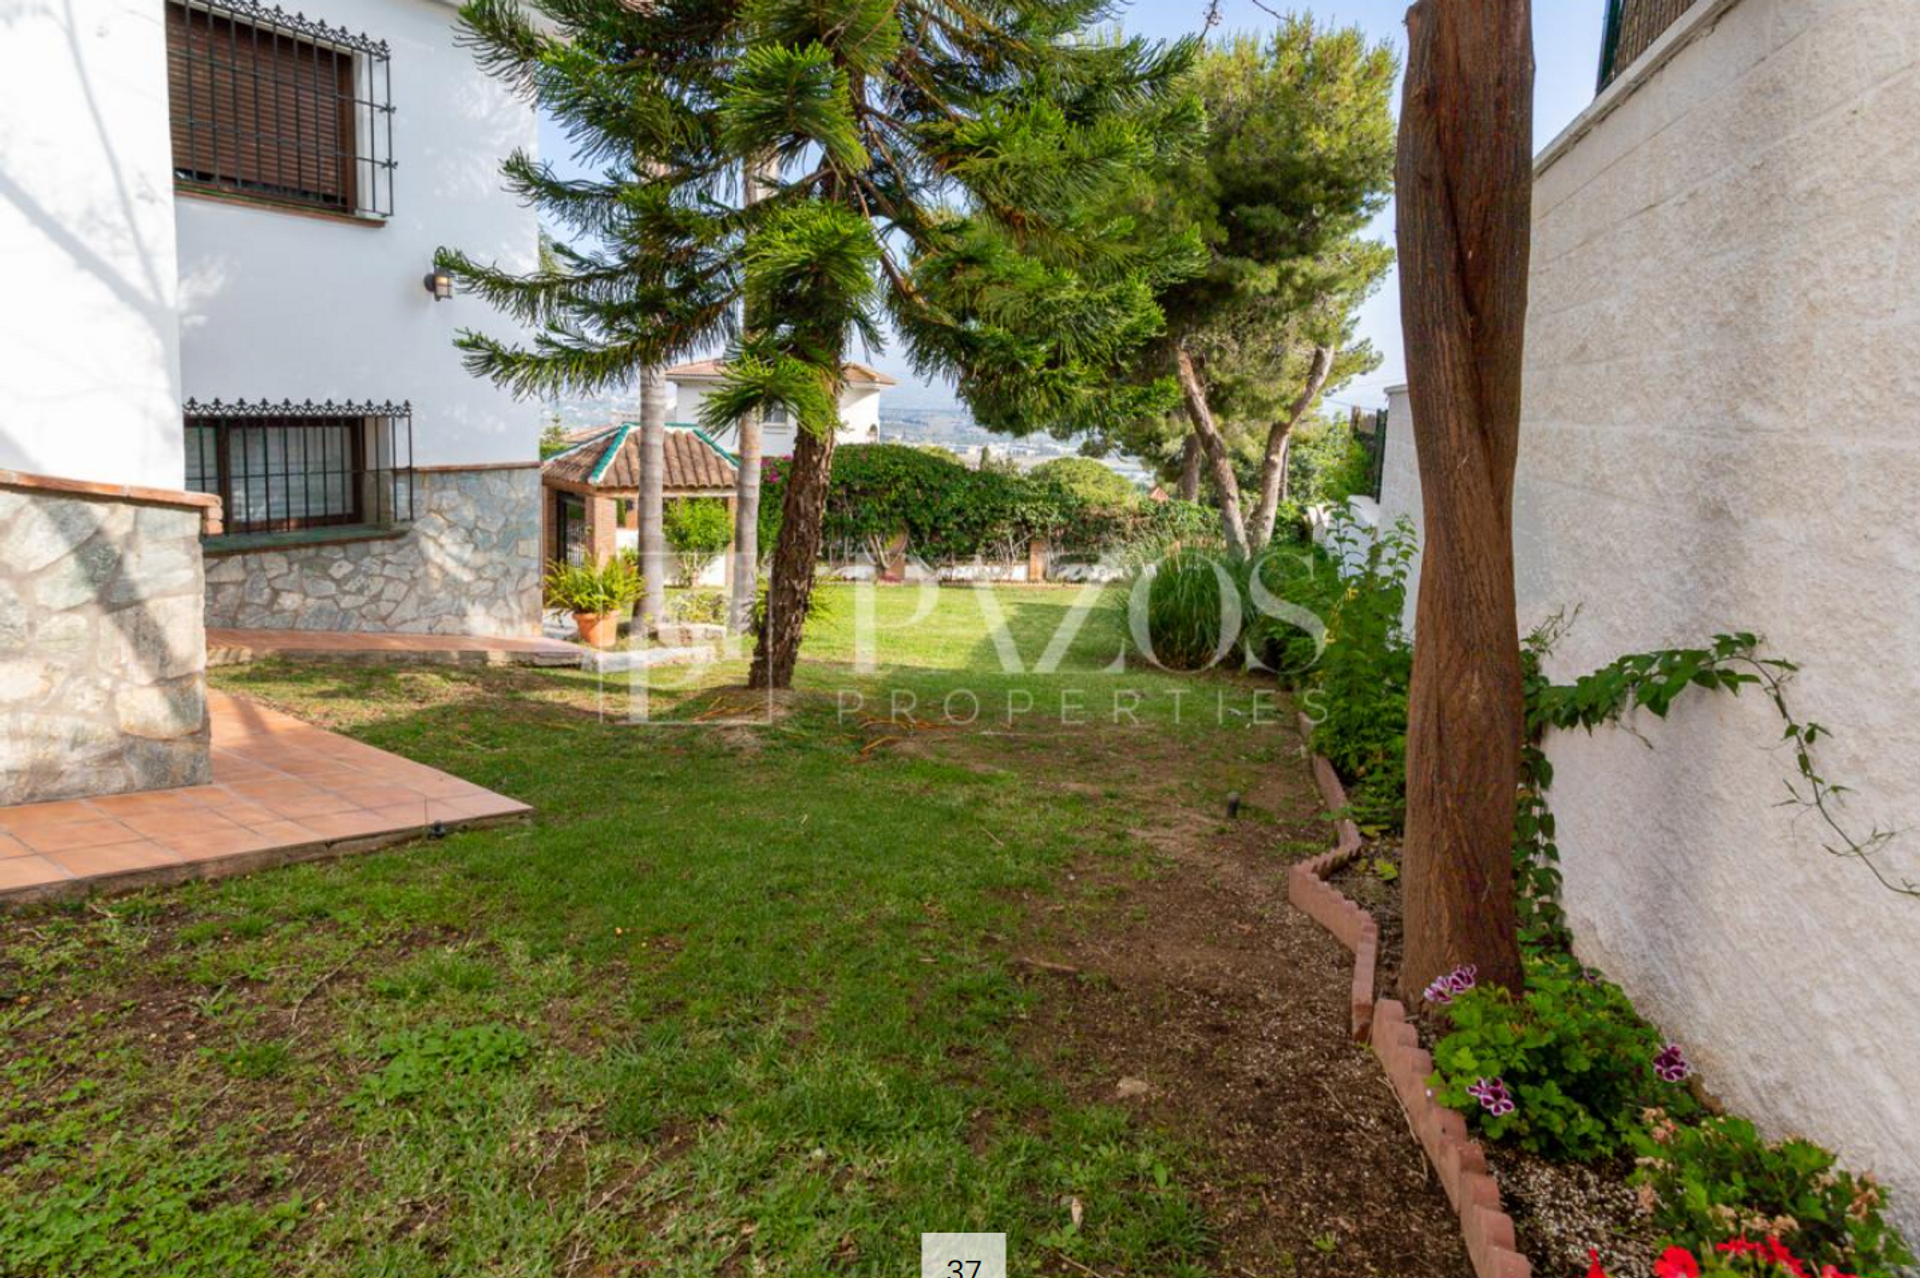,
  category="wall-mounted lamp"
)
[423,267,453,301]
